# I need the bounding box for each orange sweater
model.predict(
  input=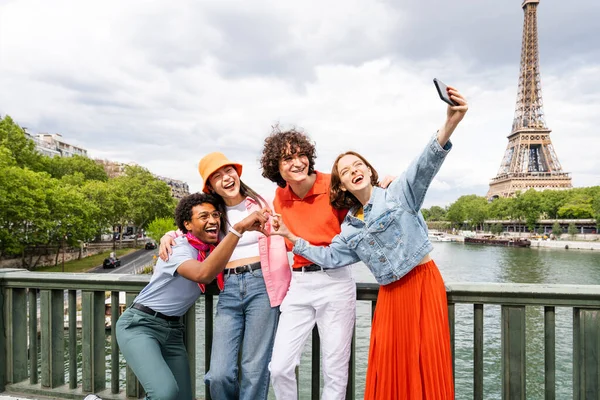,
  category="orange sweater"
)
[273,172,348,269]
